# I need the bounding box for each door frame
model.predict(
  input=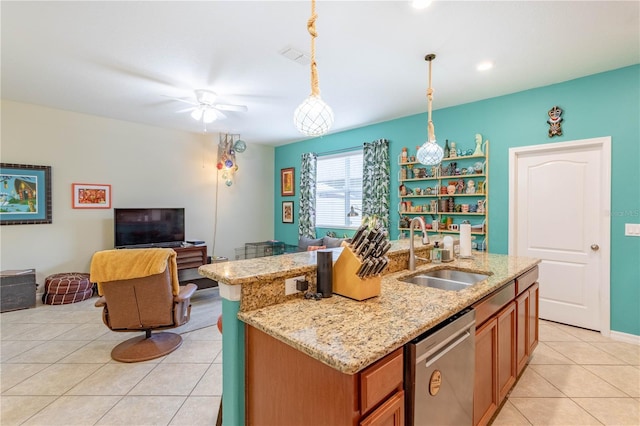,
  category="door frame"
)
[508,137,611,335]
